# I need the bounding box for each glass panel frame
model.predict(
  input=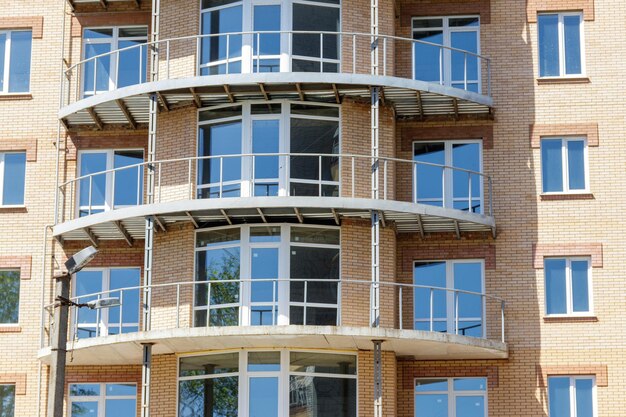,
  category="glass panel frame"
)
[540,137,589,194]
[537,12,585,78]
[0,30,33,94]
[414,377,487,417]
[544,257,593,317]
[0,152,26,207]
[69,382,137,417]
